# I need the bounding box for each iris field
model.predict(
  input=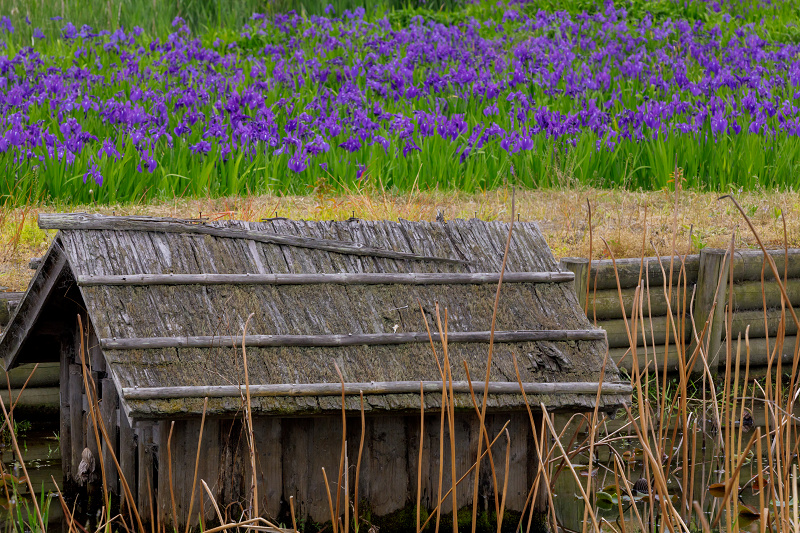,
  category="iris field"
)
[1,0,800,204]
